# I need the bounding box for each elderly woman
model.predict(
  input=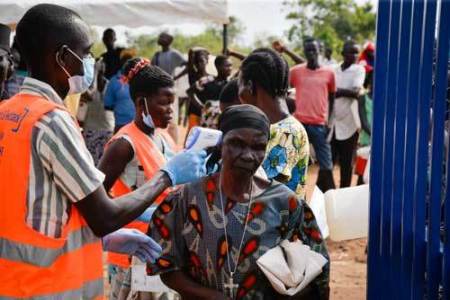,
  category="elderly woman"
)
[147,104,329,300]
